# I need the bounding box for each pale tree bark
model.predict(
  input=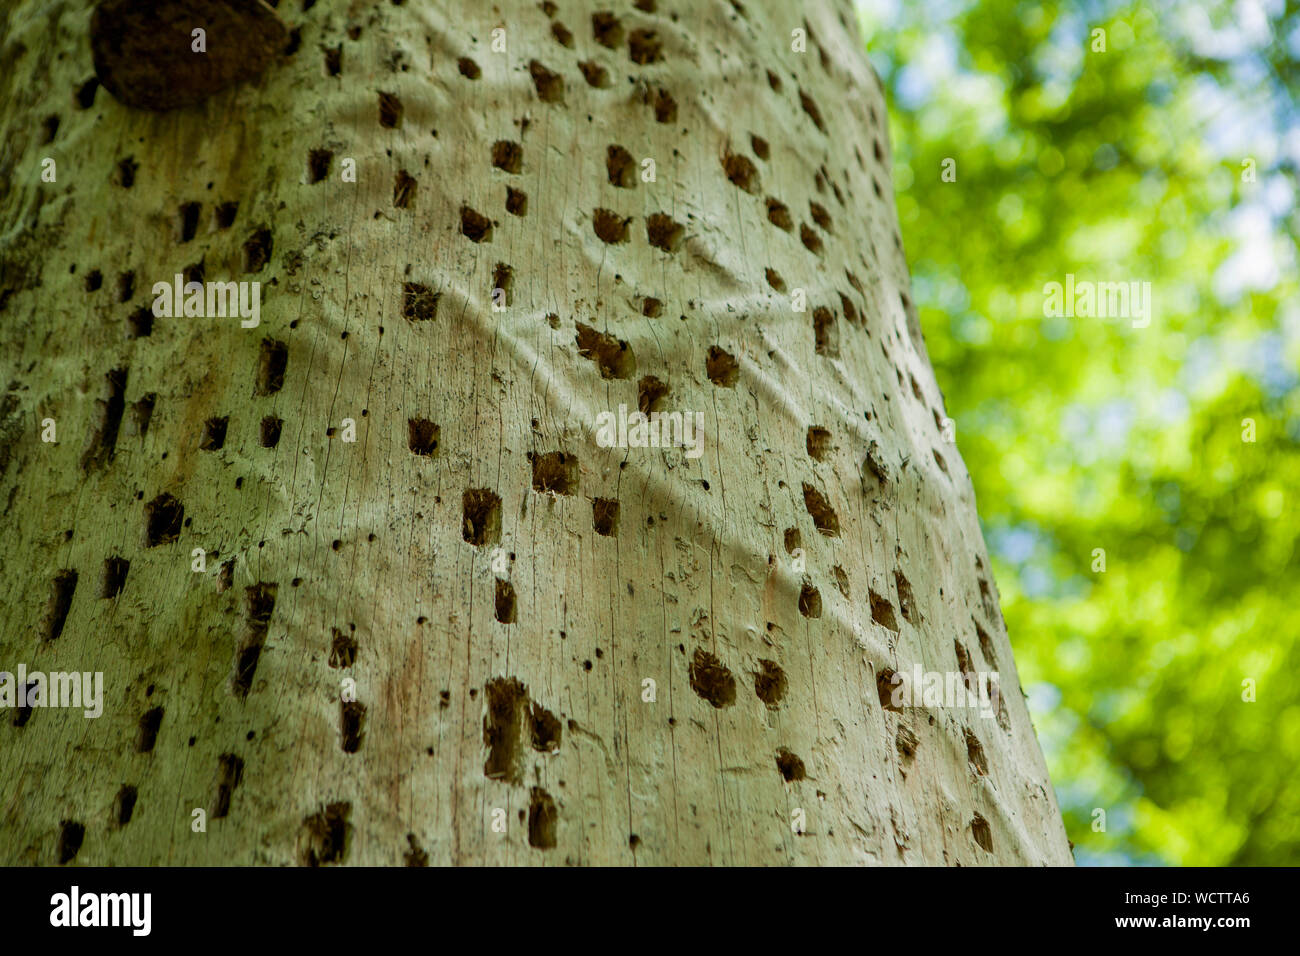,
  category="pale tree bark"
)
[0,0,1072,865]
